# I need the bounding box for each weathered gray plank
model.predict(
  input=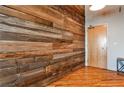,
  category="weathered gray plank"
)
[0,58,16,69]
[0,67,17,78]
[0,23,73,42]
[0,75,18,86]
[0,13,74,41]
[0,23,62,39]
[16,68,45,86]
[0,14,61,34]
[16,57,35,73]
